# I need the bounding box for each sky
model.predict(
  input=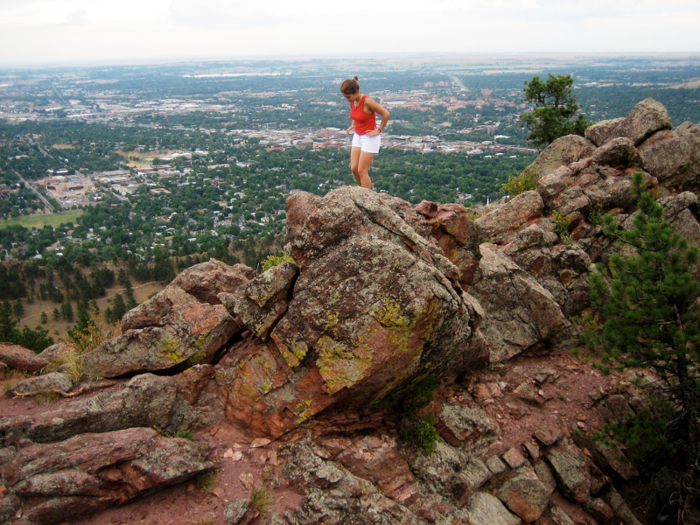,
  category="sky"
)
[1,0,699,66]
